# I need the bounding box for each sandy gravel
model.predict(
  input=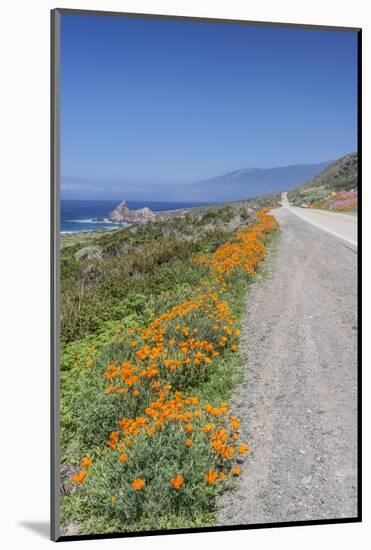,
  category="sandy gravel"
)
[217,207,358,525]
